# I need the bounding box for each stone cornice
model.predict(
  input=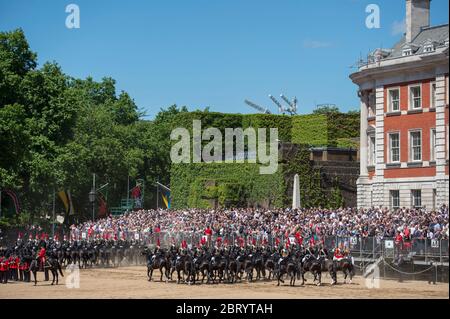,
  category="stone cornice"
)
[350,51,449,85]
